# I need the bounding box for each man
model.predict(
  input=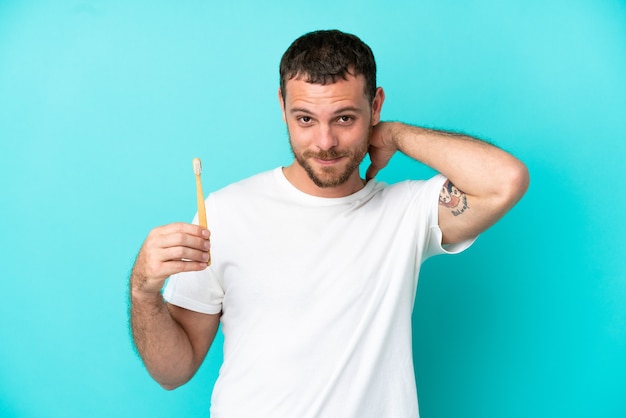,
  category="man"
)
[130,30,529,417]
